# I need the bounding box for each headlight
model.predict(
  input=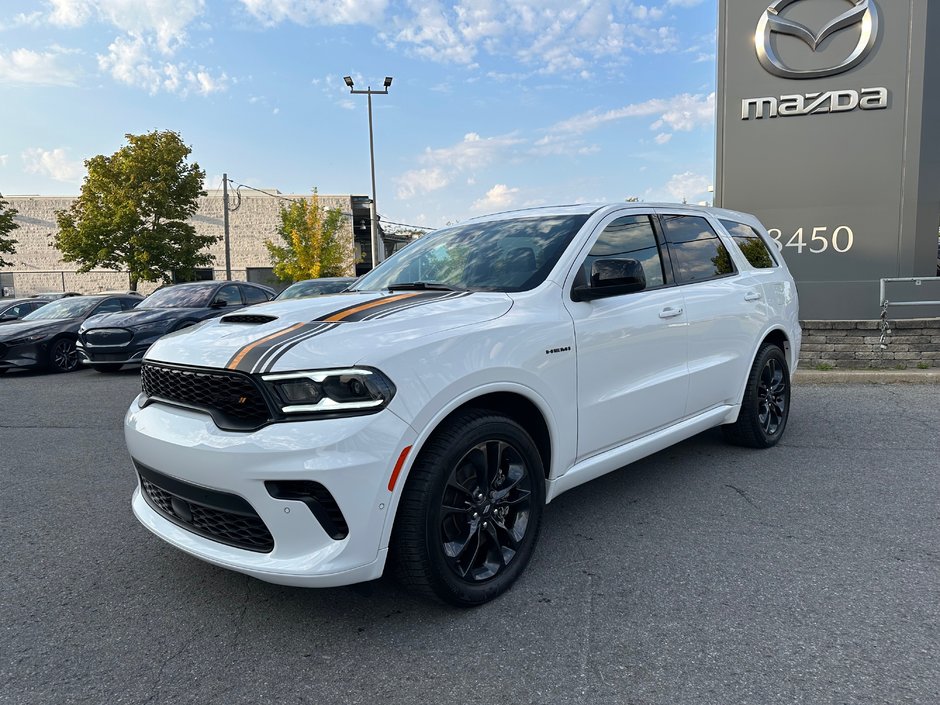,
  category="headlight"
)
[261,368,396,415]
[5,333,48,346]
